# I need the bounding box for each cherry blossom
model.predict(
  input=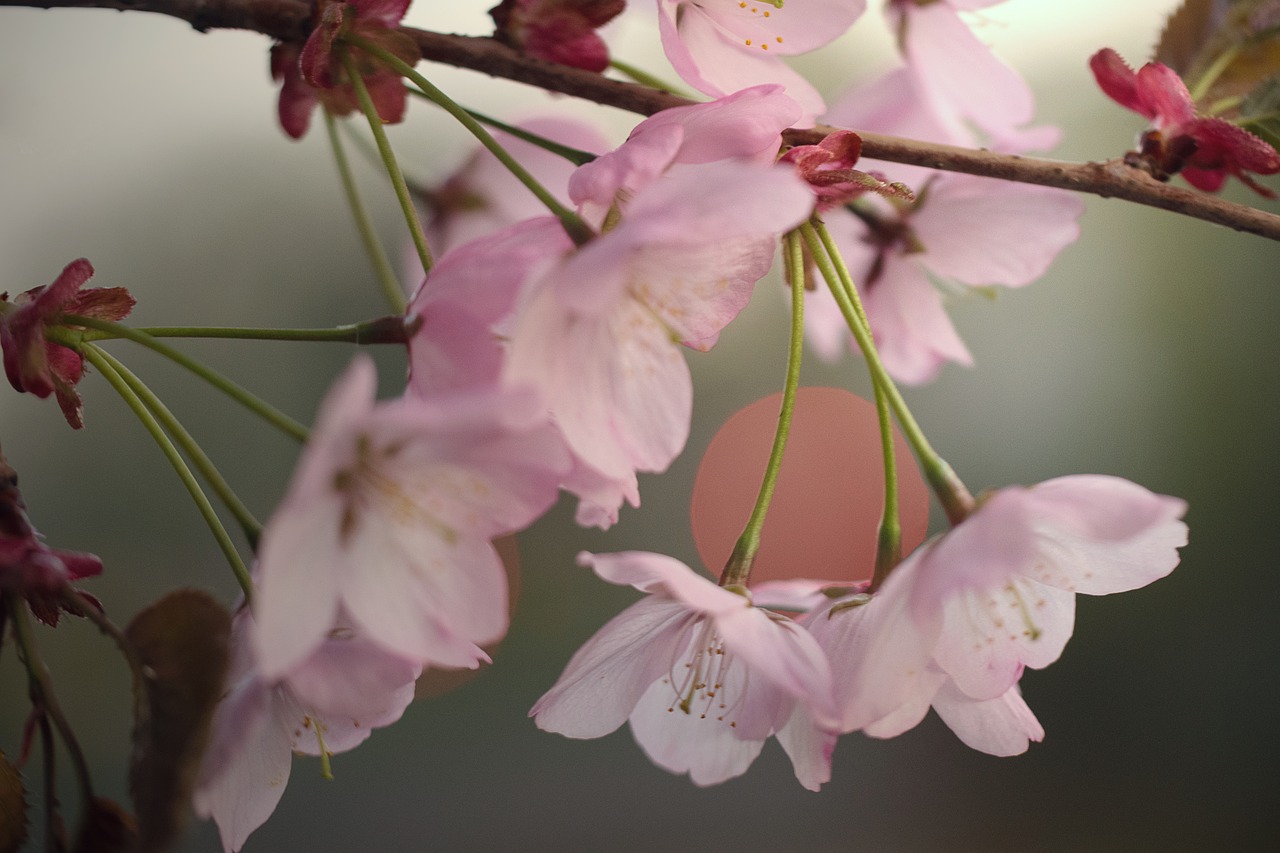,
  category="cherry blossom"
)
[195,607,421,853]
[406,217,573,396]
[505,160,813,523]
[1089,48,1280,197]
[251,355,570,680]
[808,475,1187,754]
[531,551,838,787]
[656,0,866,127]
[1,258,134,429]
[814,69,1083,384]
[270,0,420,140]
[490,0,626,71]
[886,0,1058,150]
[568,84,801,224]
